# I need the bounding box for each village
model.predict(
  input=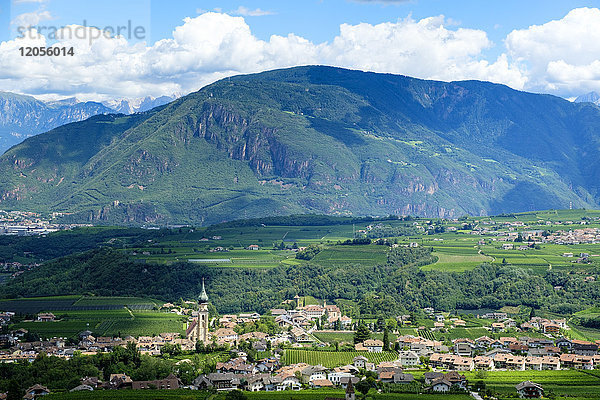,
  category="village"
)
[0,209,89,236]
[1,288,598,400]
